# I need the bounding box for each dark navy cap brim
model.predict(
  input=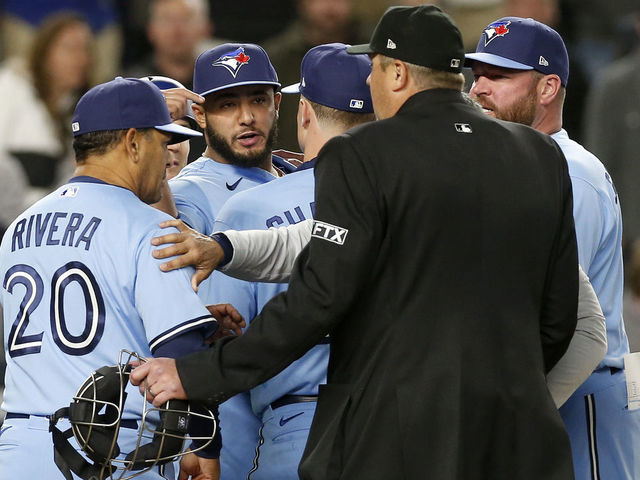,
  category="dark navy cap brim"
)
[155,122,202,144]
[346,44,375,55]
[464,52,533,71]
[281,82,301,94]
[199,80,281,97]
